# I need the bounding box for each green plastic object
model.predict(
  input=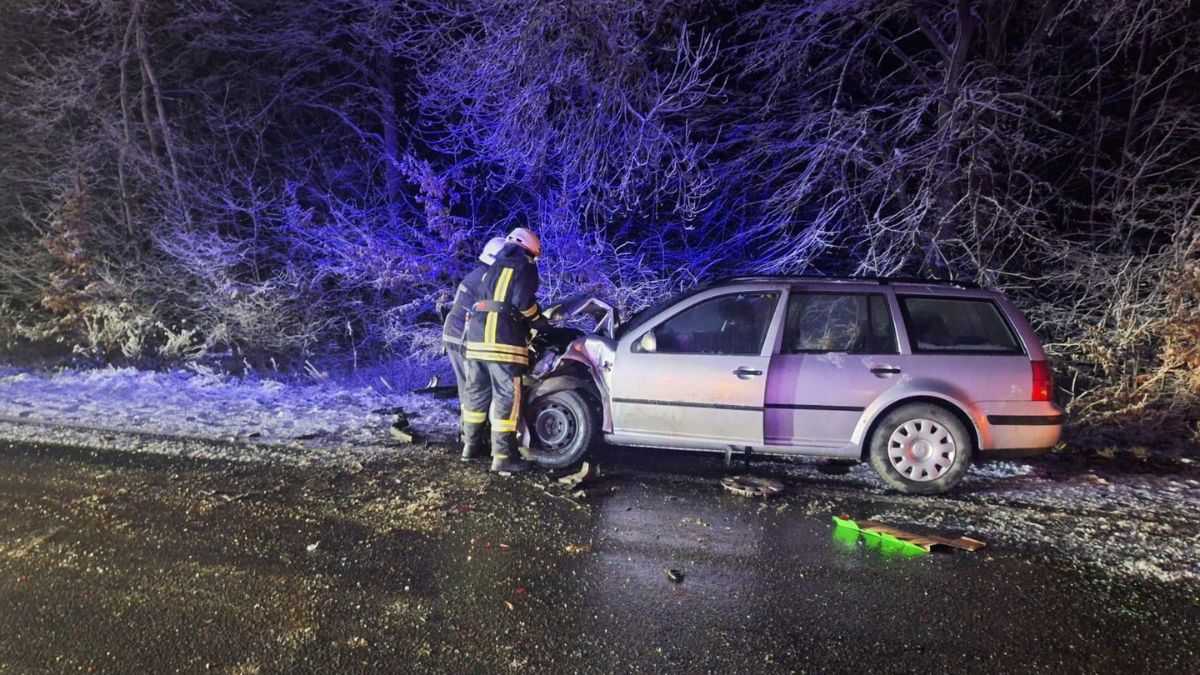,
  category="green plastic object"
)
[831,523,861,550]
[832,515,927,557]
[832,515,857,530]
